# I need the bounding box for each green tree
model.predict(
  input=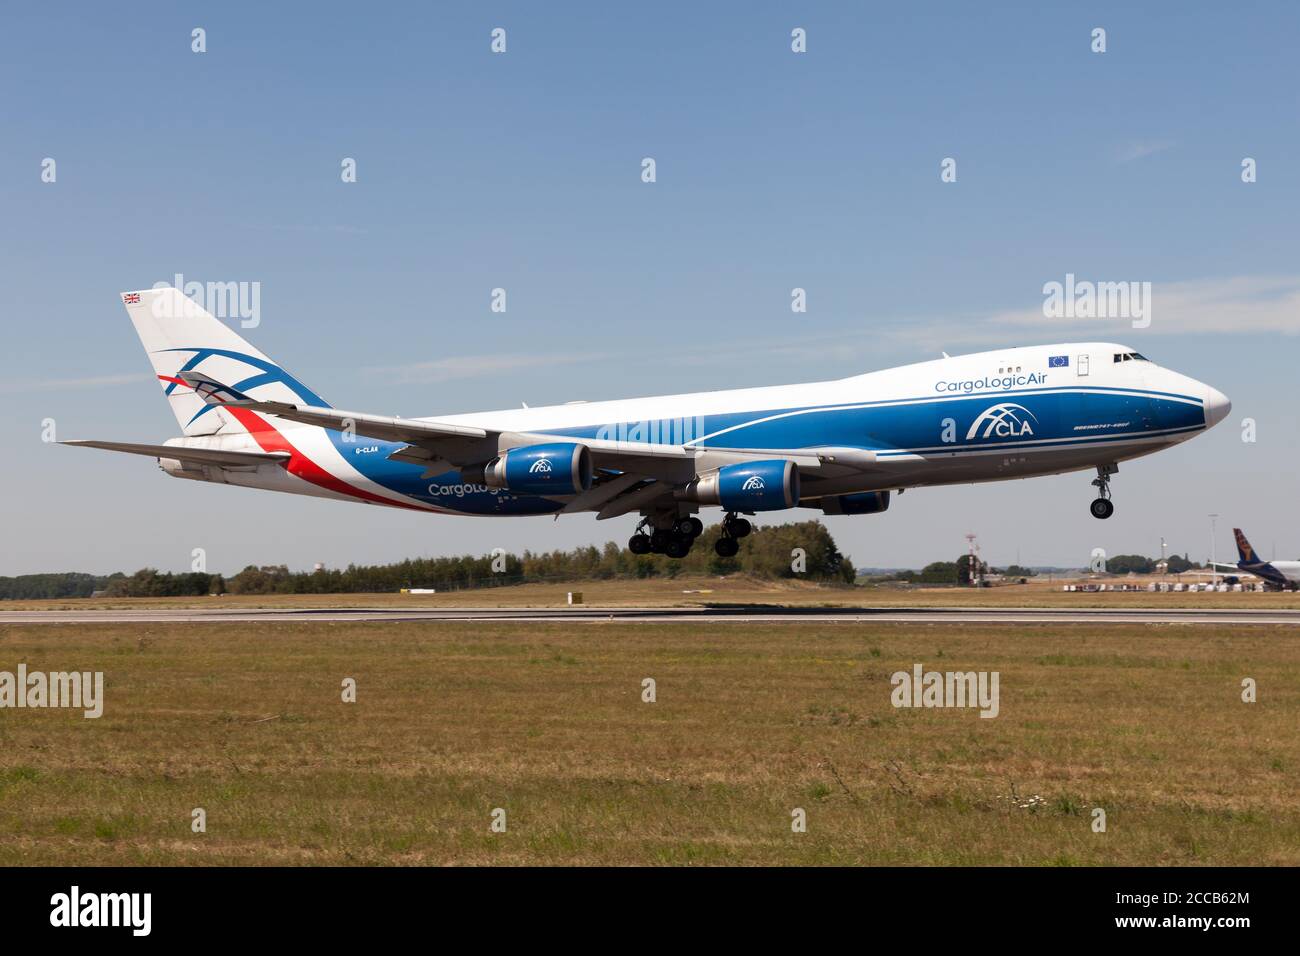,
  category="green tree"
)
[1106,554,1155,574]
